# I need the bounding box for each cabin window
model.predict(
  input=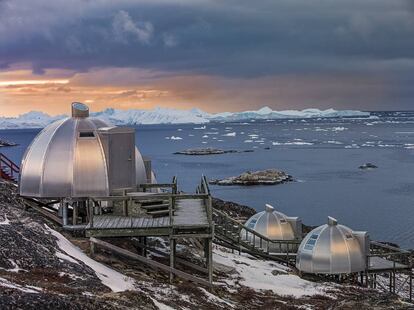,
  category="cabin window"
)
[79,131,95,138]
[247,218,257,229]
[345,233,353,239]
[279,219,287,224]
[304,234,319,251]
